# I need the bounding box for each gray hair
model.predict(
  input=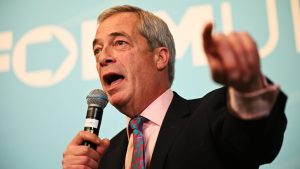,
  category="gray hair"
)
[97,5,176,85]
